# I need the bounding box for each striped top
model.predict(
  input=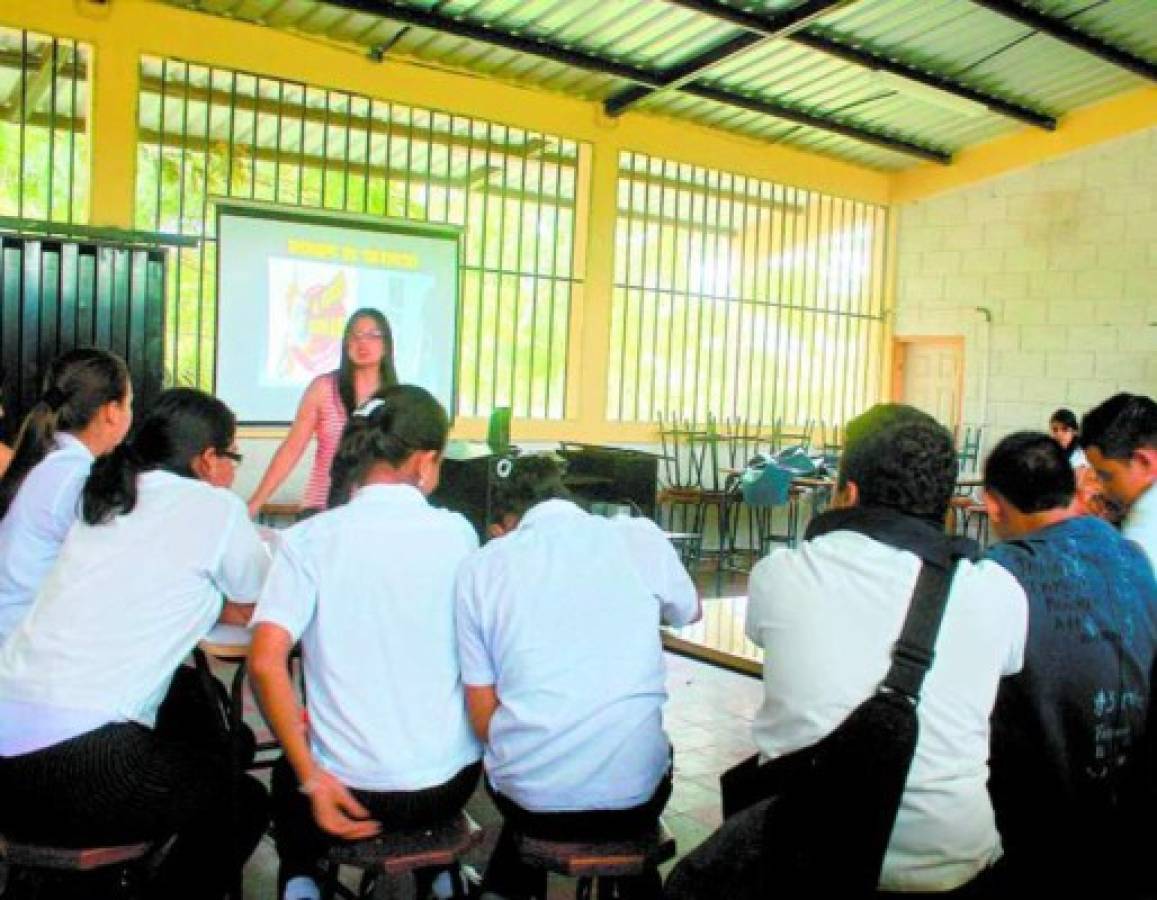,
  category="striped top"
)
[302,373,348,511]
